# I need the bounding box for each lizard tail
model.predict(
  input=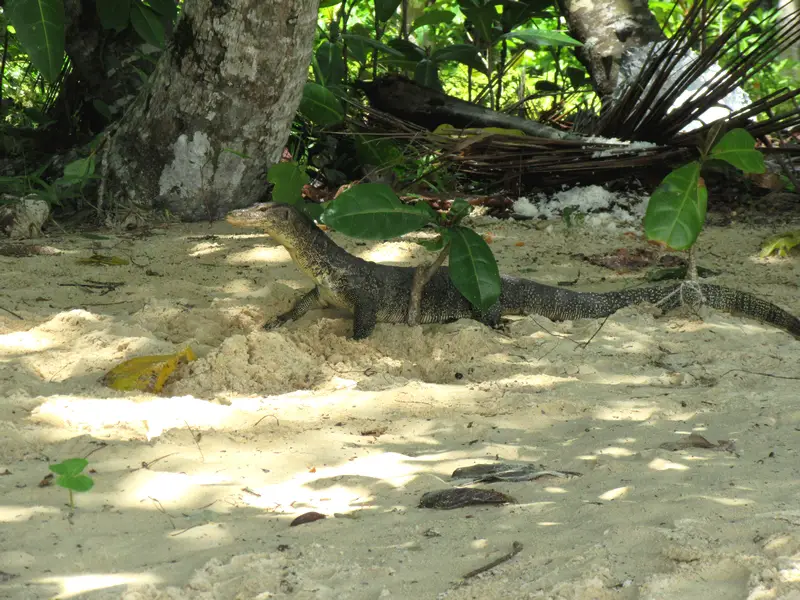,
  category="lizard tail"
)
[501,278,800,339]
